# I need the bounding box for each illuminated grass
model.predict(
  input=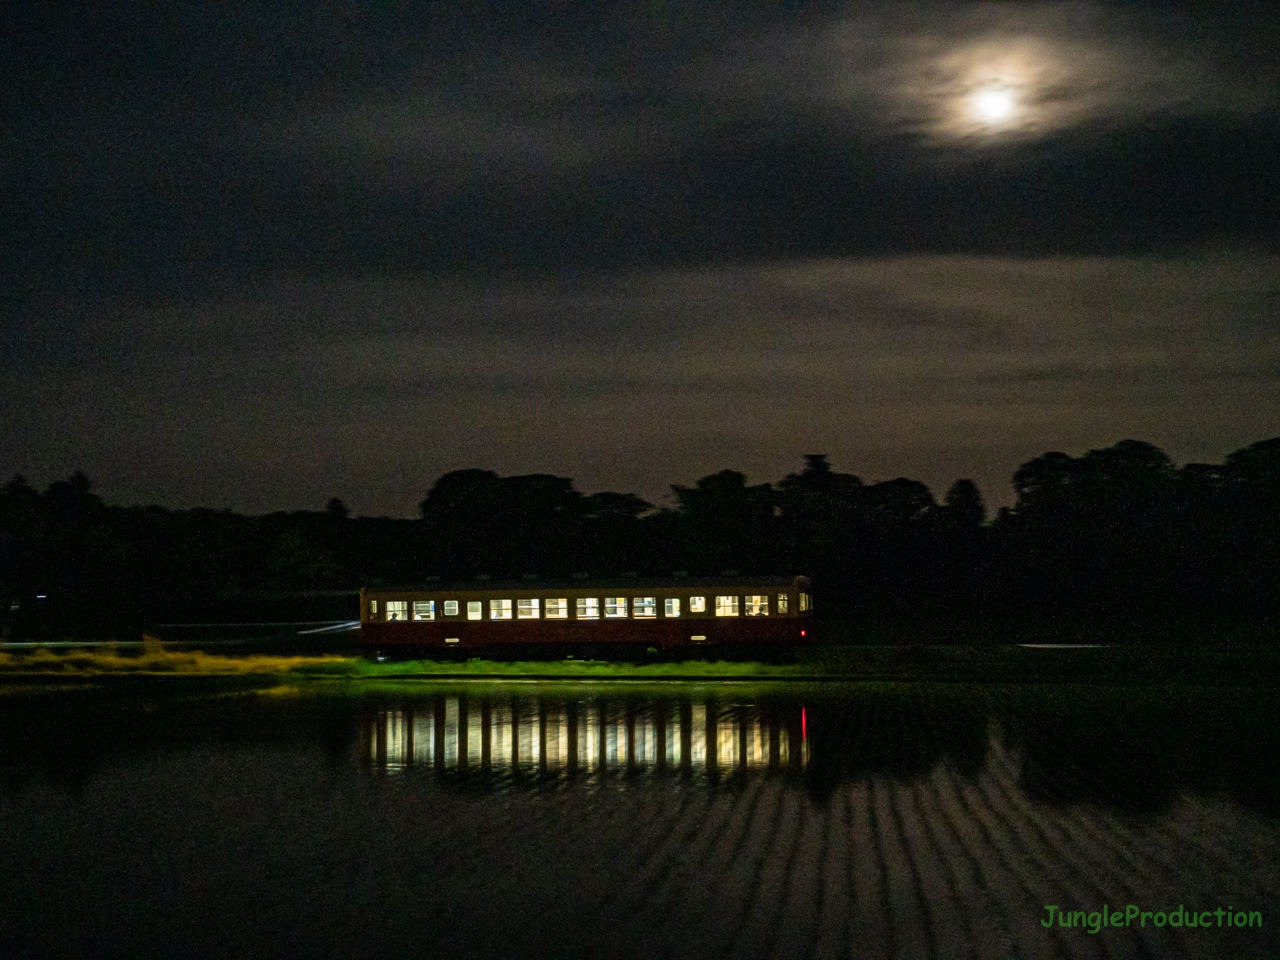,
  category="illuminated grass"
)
[0,646,806,680]
[0,643,351,677]
[7,642,1271,683]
